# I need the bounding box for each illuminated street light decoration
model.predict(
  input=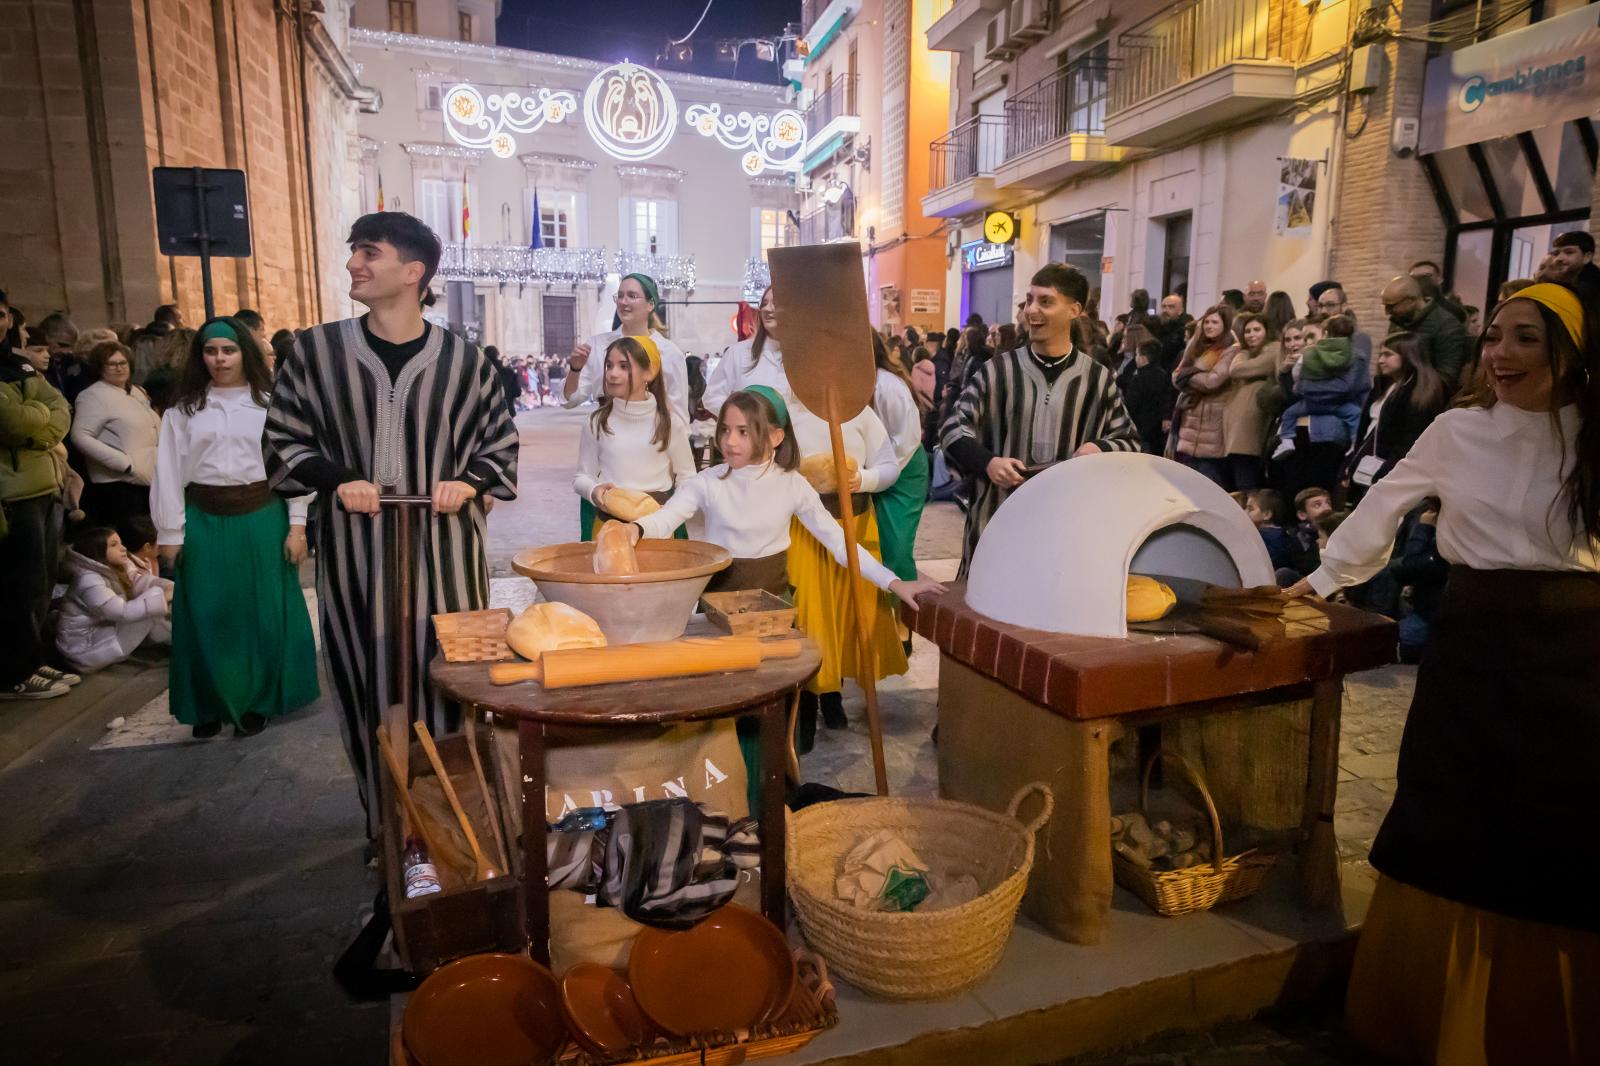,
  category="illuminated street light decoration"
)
[584,62,679,162]
[442,84,578,158]
[683,102,807,174]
